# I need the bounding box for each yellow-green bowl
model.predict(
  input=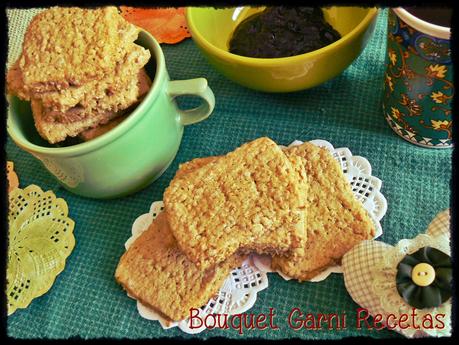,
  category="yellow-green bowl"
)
[186,7,378,92]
